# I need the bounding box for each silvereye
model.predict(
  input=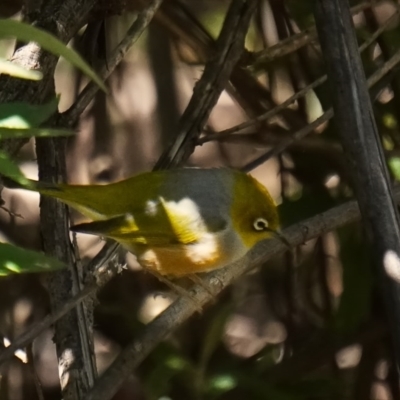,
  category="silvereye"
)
[10,168,280,277]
